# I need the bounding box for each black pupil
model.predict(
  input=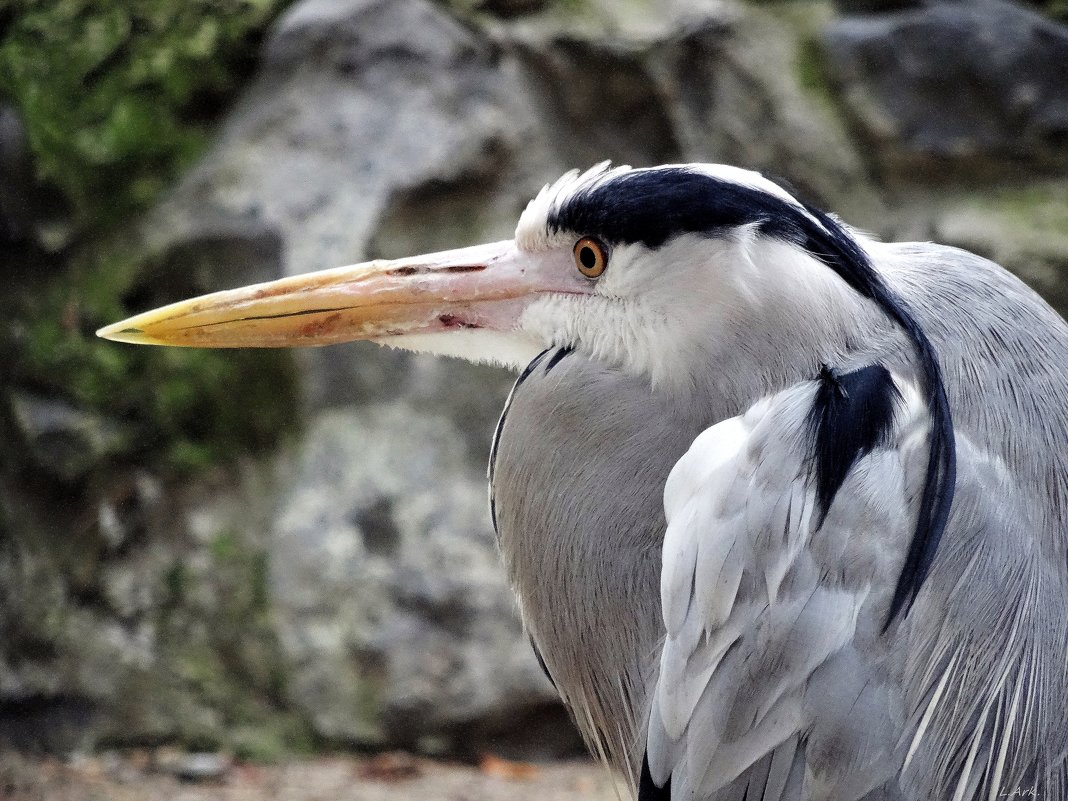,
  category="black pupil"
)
[579,246,597,269]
